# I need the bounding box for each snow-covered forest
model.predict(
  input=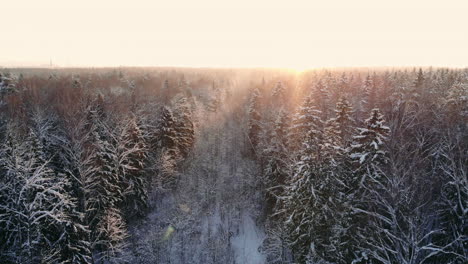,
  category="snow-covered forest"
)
[0,67,466,264]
